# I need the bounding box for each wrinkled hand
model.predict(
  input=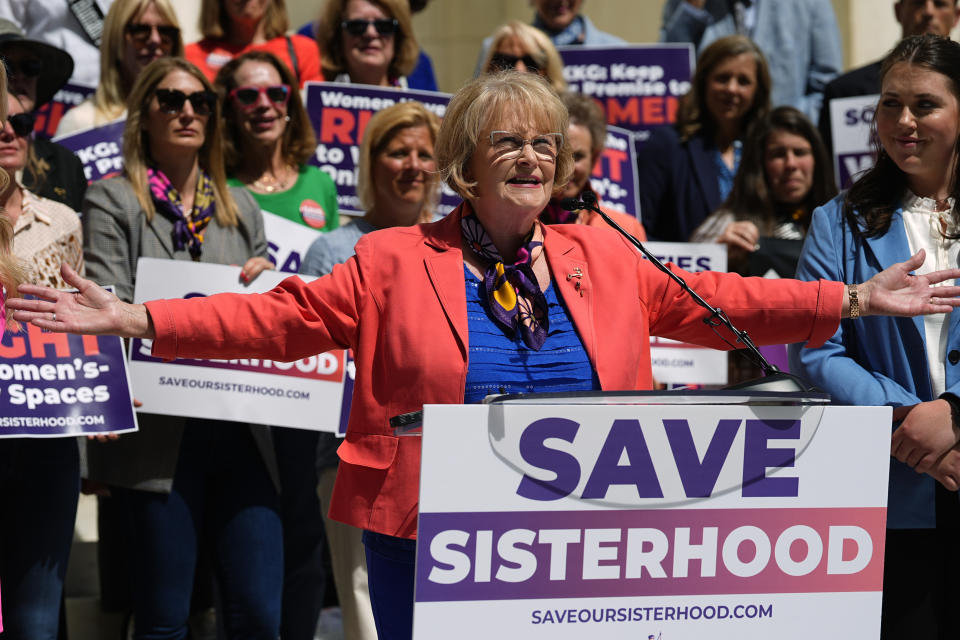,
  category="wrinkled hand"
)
[716,220,759,253]
[240,257,274,284]
[891,399,958,473]
[858,250,960,317]
[6,263,154,338]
